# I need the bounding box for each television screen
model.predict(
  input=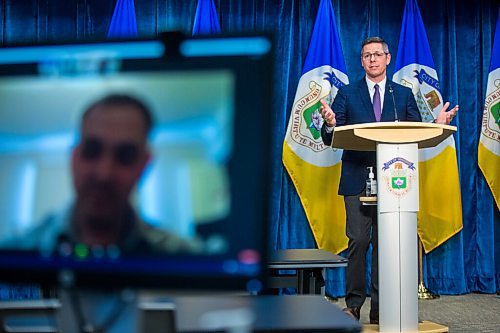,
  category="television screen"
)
[0,34,273,293]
